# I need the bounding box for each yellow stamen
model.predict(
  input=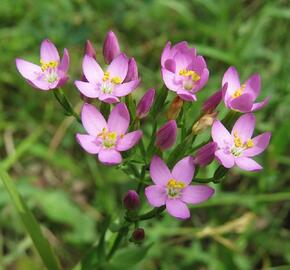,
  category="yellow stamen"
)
[103,71,110,81]
[232,84,246,98]
[111,76,122,84]
[167,179,185,189]
[233,131,243,148]
[245,139,254,148]
[179,69,200,81]
[40,60,58,71]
